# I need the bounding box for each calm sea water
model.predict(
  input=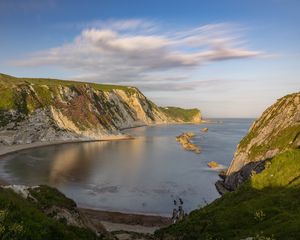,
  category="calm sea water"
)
[0,119,253,216]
